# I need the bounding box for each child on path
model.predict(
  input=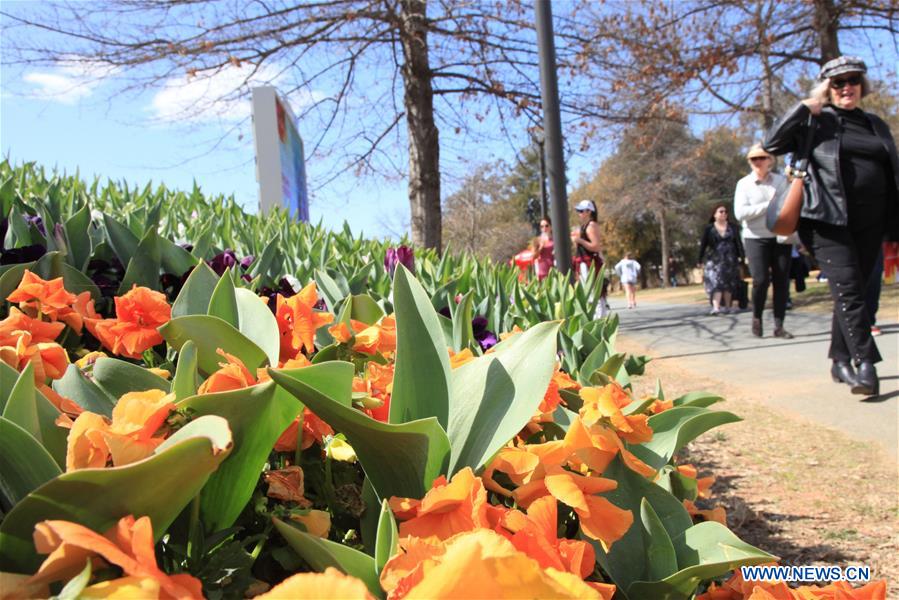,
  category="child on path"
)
[615,252,642,309]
